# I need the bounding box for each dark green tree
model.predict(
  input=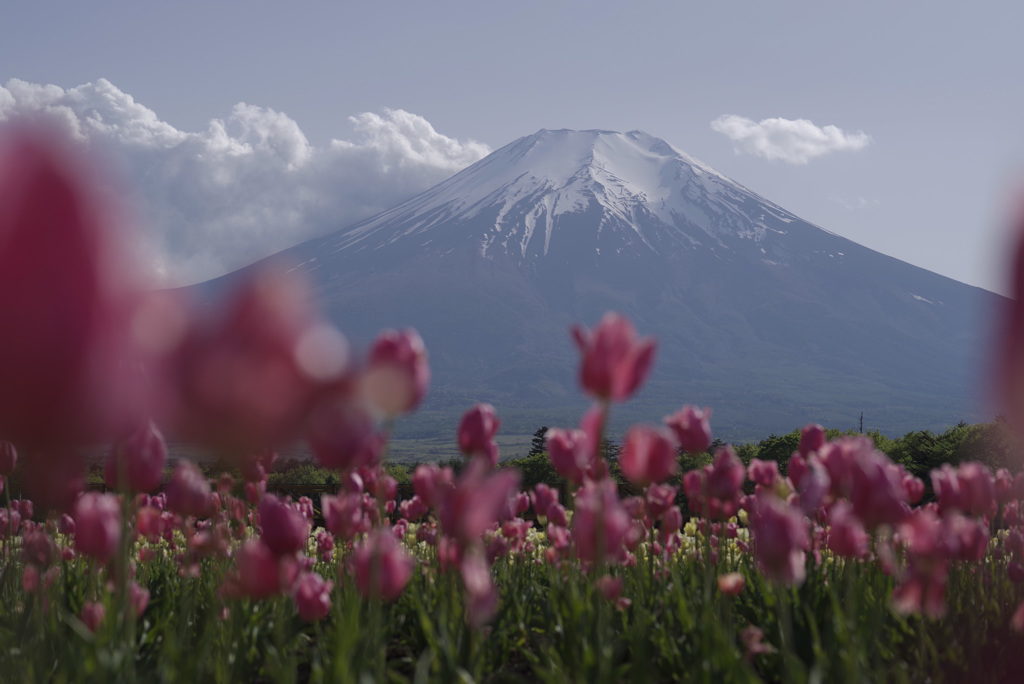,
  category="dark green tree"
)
[529,426,549,458]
